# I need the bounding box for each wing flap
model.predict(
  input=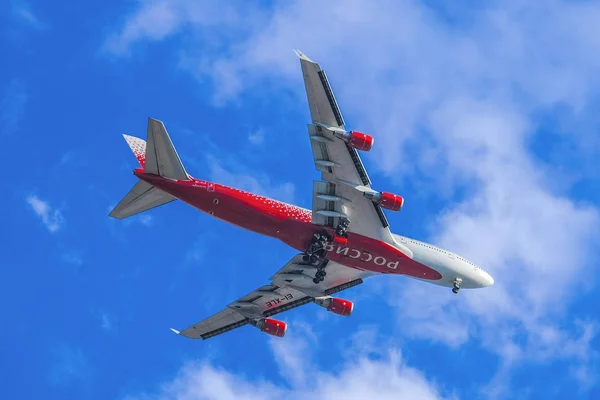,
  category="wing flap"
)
[296,52,395,243]
[179,309,248,339]
[173,255,369,340]
[296,50,343,128]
